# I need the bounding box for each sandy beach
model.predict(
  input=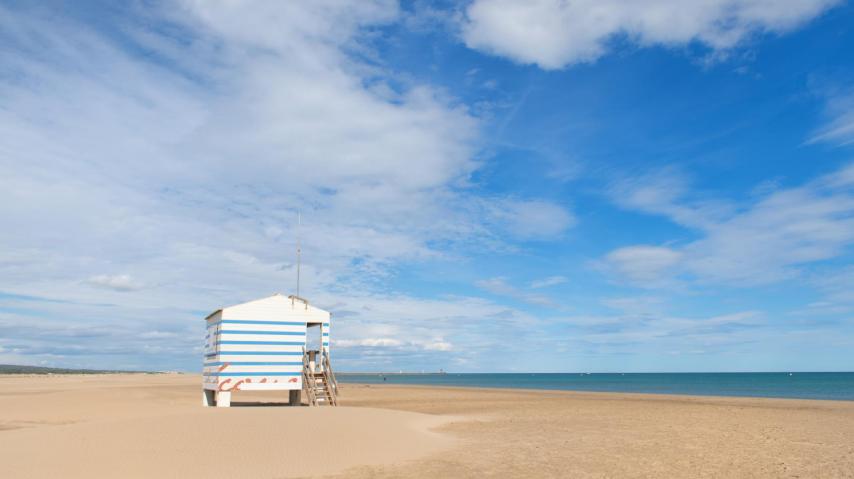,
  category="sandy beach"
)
[1,374,853,478]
